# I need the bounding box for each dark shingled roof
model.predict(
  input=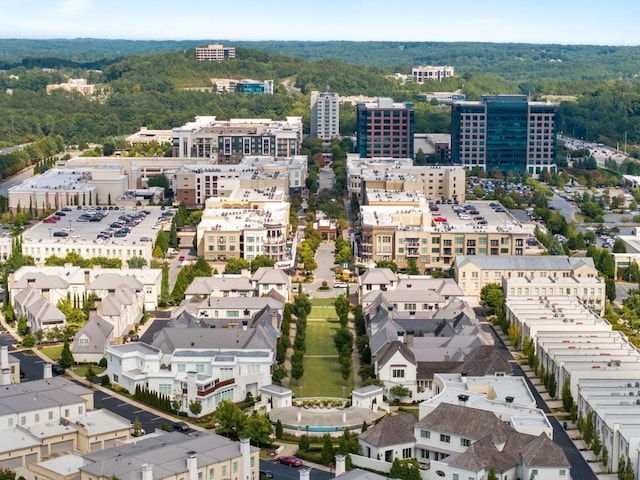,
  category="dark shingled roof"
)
[416,403,512,443]
[376,341,416,367]
[358,413,417,448]
[447,436,518,472]
[451,345,513,376]
[520,433,571,468]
